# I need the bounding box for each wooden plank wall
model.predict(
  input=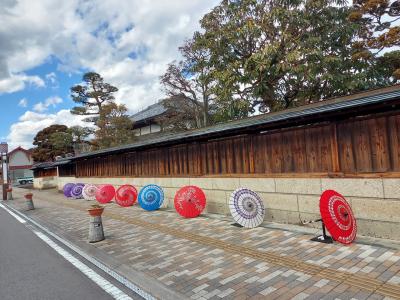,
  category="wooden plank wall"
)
[73,113,400,178]
[34,168,57,177]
